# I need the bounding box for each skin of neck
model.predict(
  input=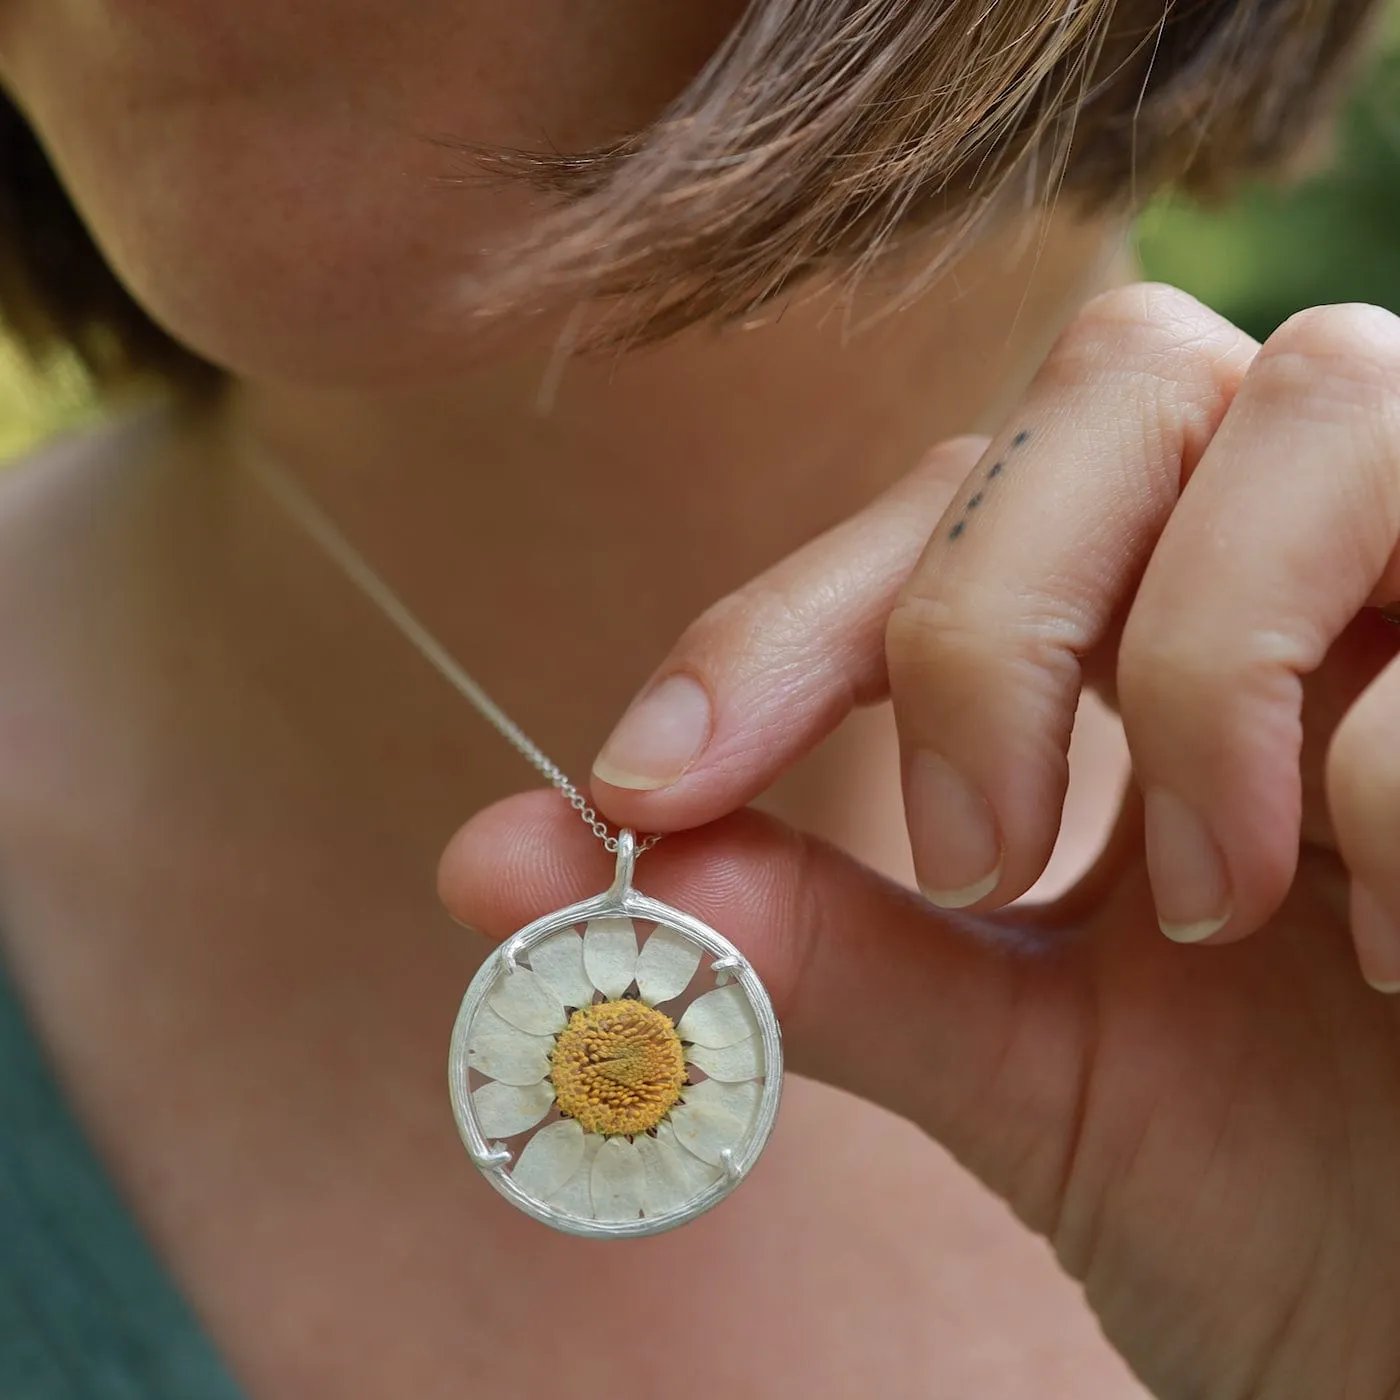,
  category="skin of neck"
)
[207,212,1126,790]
